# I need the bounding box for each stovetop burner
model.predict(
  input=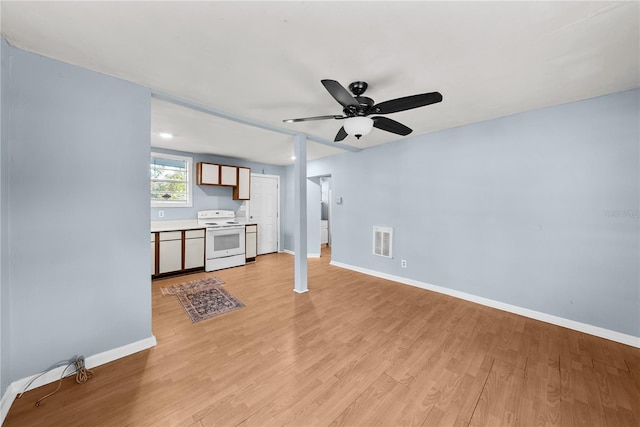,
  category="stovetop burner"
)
[197,209,242,228]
